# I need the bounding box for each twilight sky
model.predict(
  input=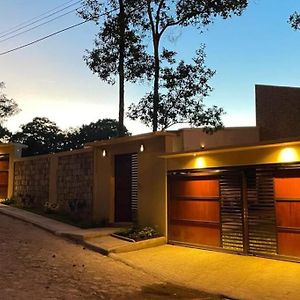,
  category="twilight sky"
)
[0,0,300,134]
